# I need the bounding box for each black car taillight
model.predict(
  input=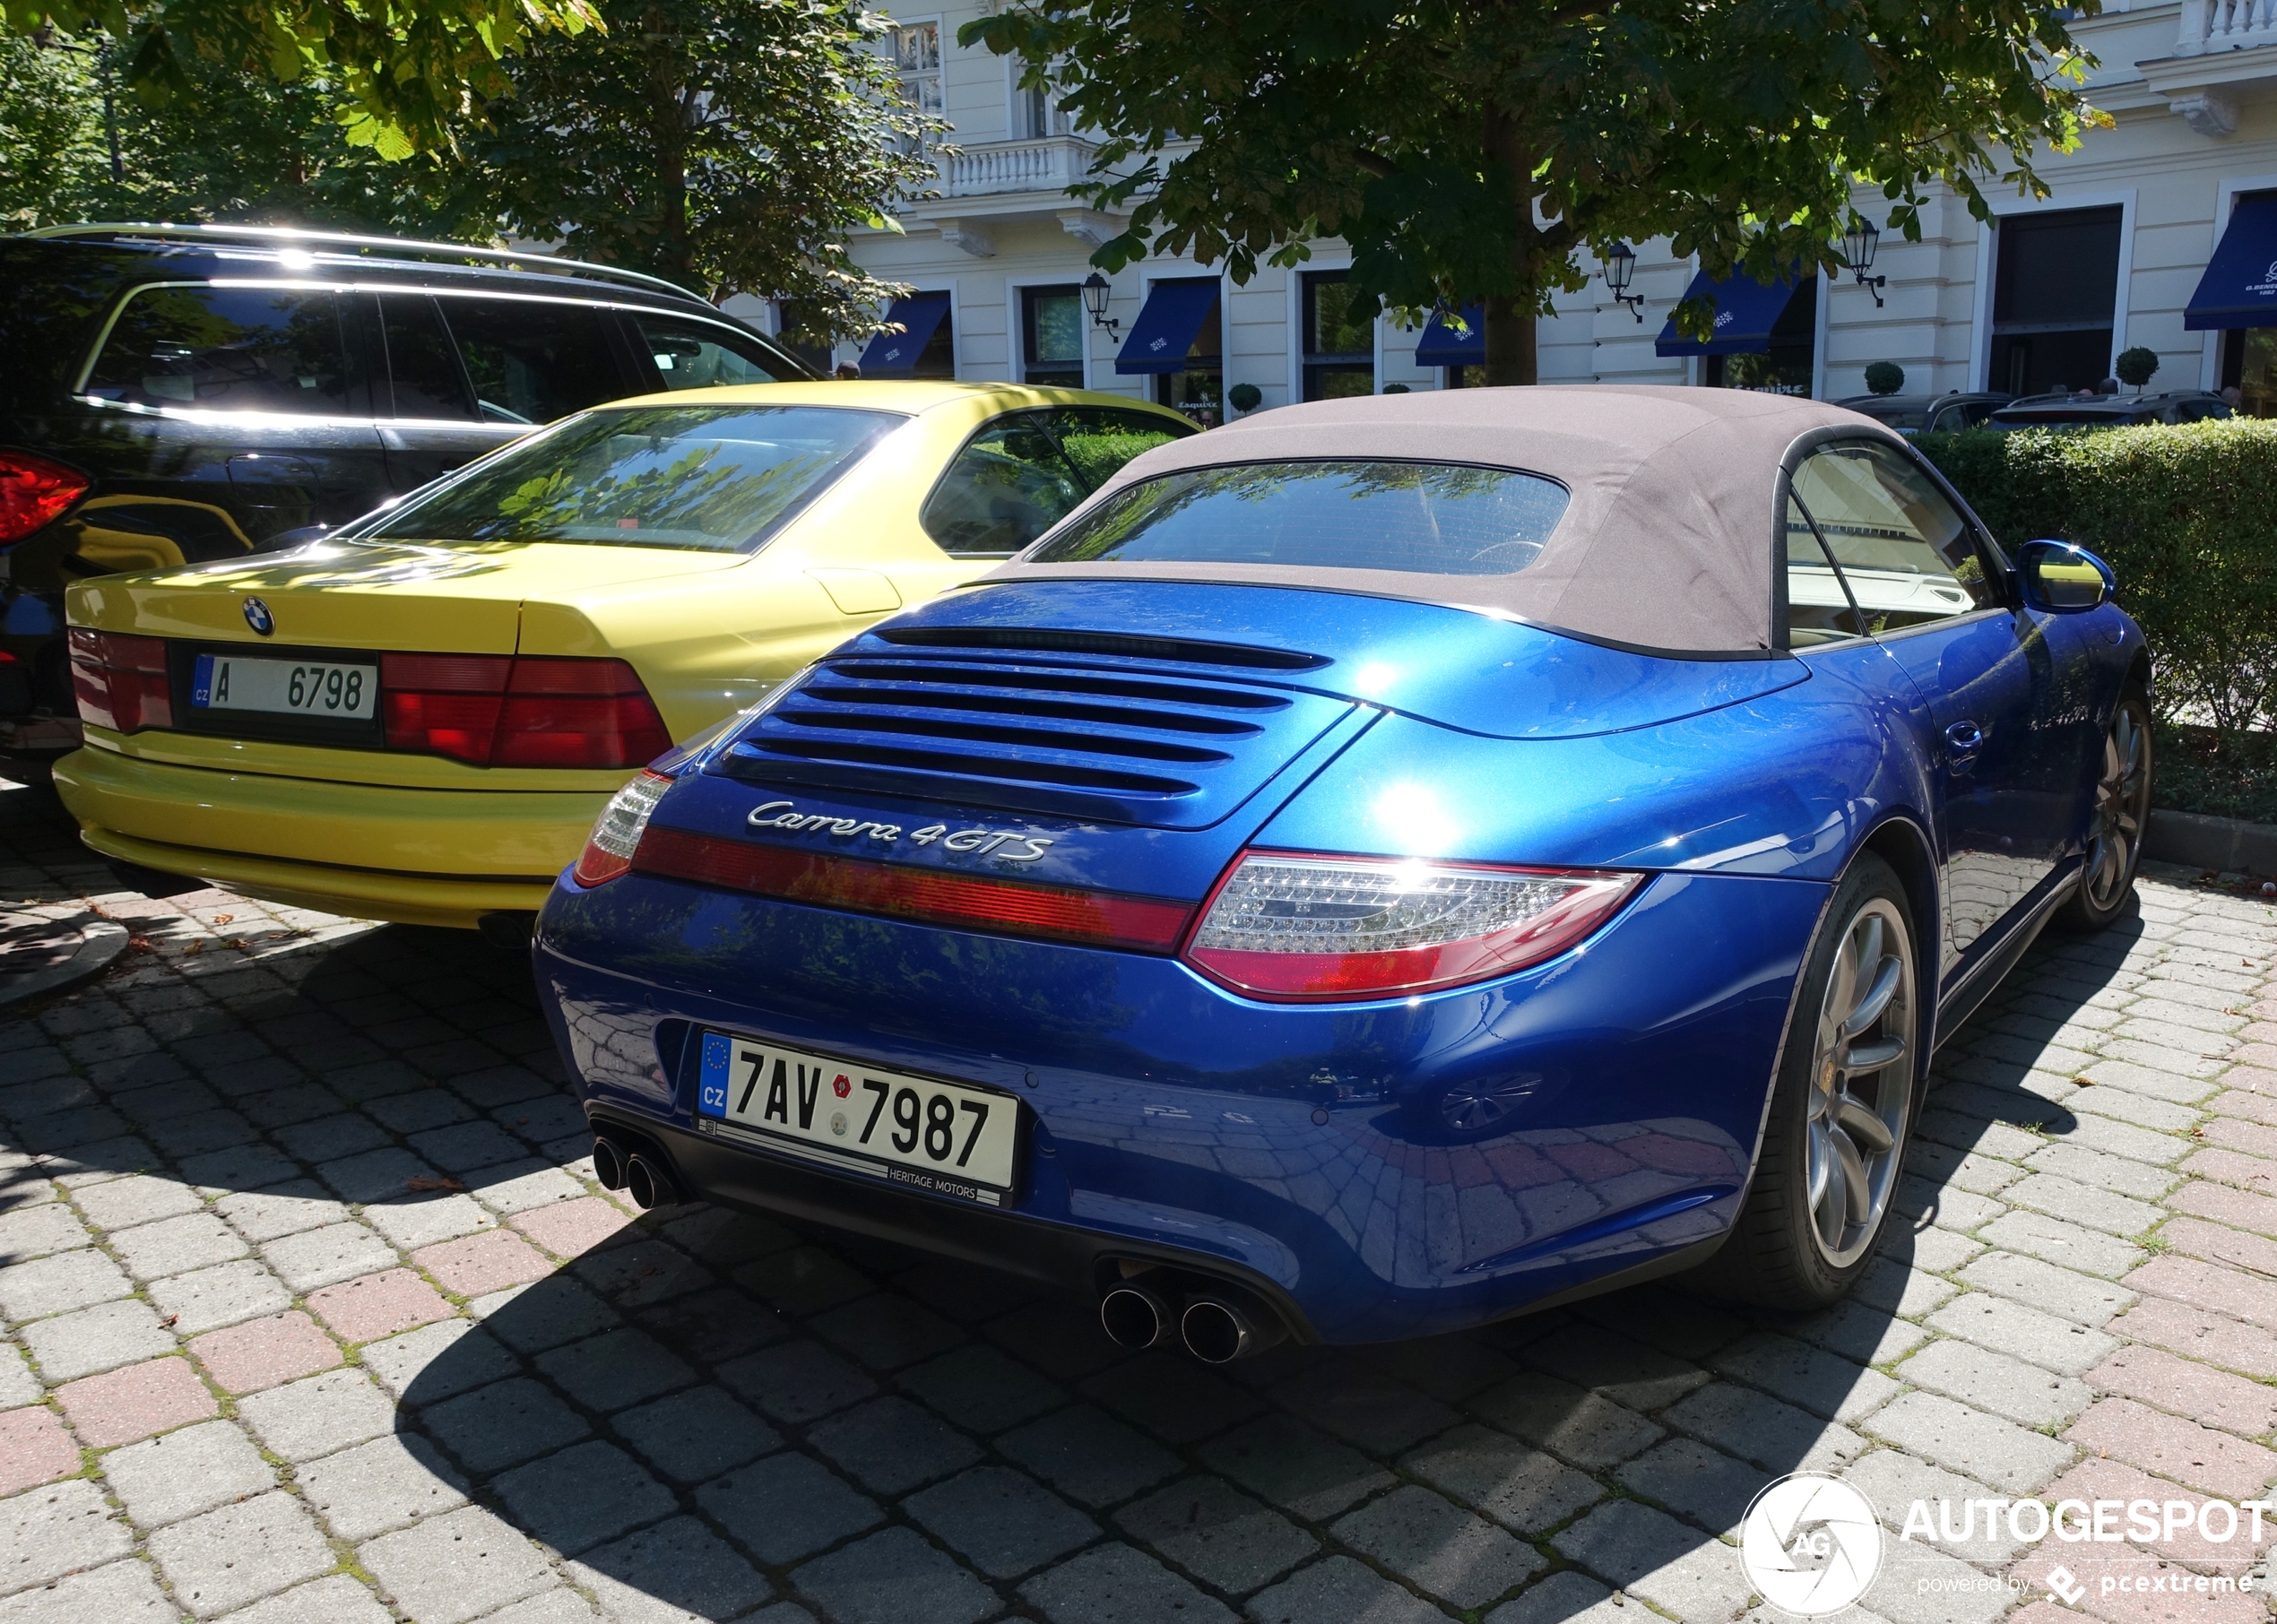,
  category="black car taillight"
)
[0,452,90,545]
[69,628,172,733]
[382,654,672,768]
